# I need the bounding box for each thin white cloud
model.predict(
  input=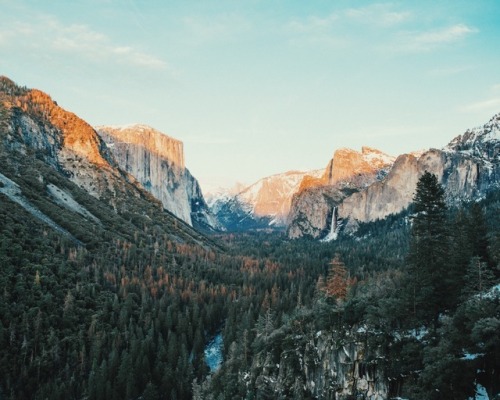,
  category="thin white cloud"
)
[345,4,411,26]
[287,14,339,33]
[415,24,476,45]
[1,14,167,70]
[461,98,500,113]
[394,24,477,52]
[286,4,411,49]
[428,65,473,76]
[182,14,252,44]
[492,84,500,92]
